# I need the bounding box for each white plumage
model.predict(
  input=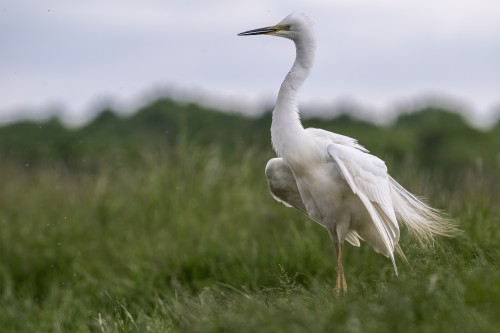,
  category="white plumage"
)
[239,12,456,293]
